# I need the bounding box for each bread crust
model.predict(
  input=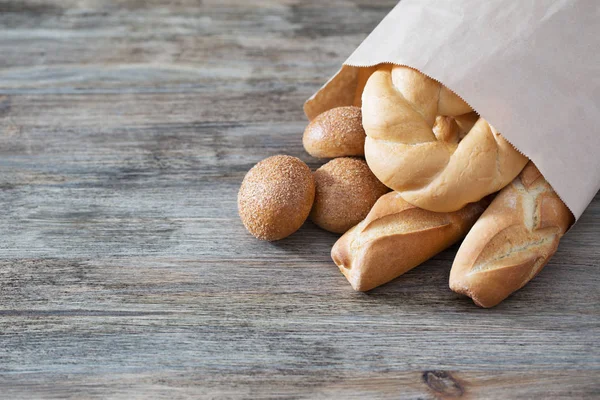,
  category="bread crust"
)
[238,155,315,241]
[449,162,573,307]
[311,158,389,234]
[331,191,488,291]
[362,65,528,212]
[303,106,365,159]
